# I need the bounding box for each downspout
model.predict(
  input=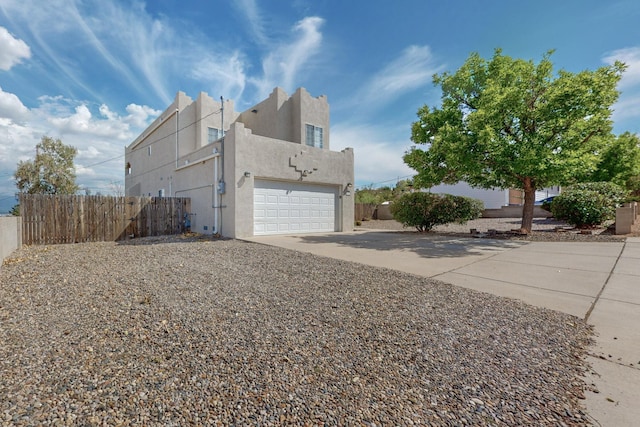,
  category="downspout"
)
[214,155,220,234]
[175,108,179,169]
[217,97,225,235]
[219,96,226,194]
